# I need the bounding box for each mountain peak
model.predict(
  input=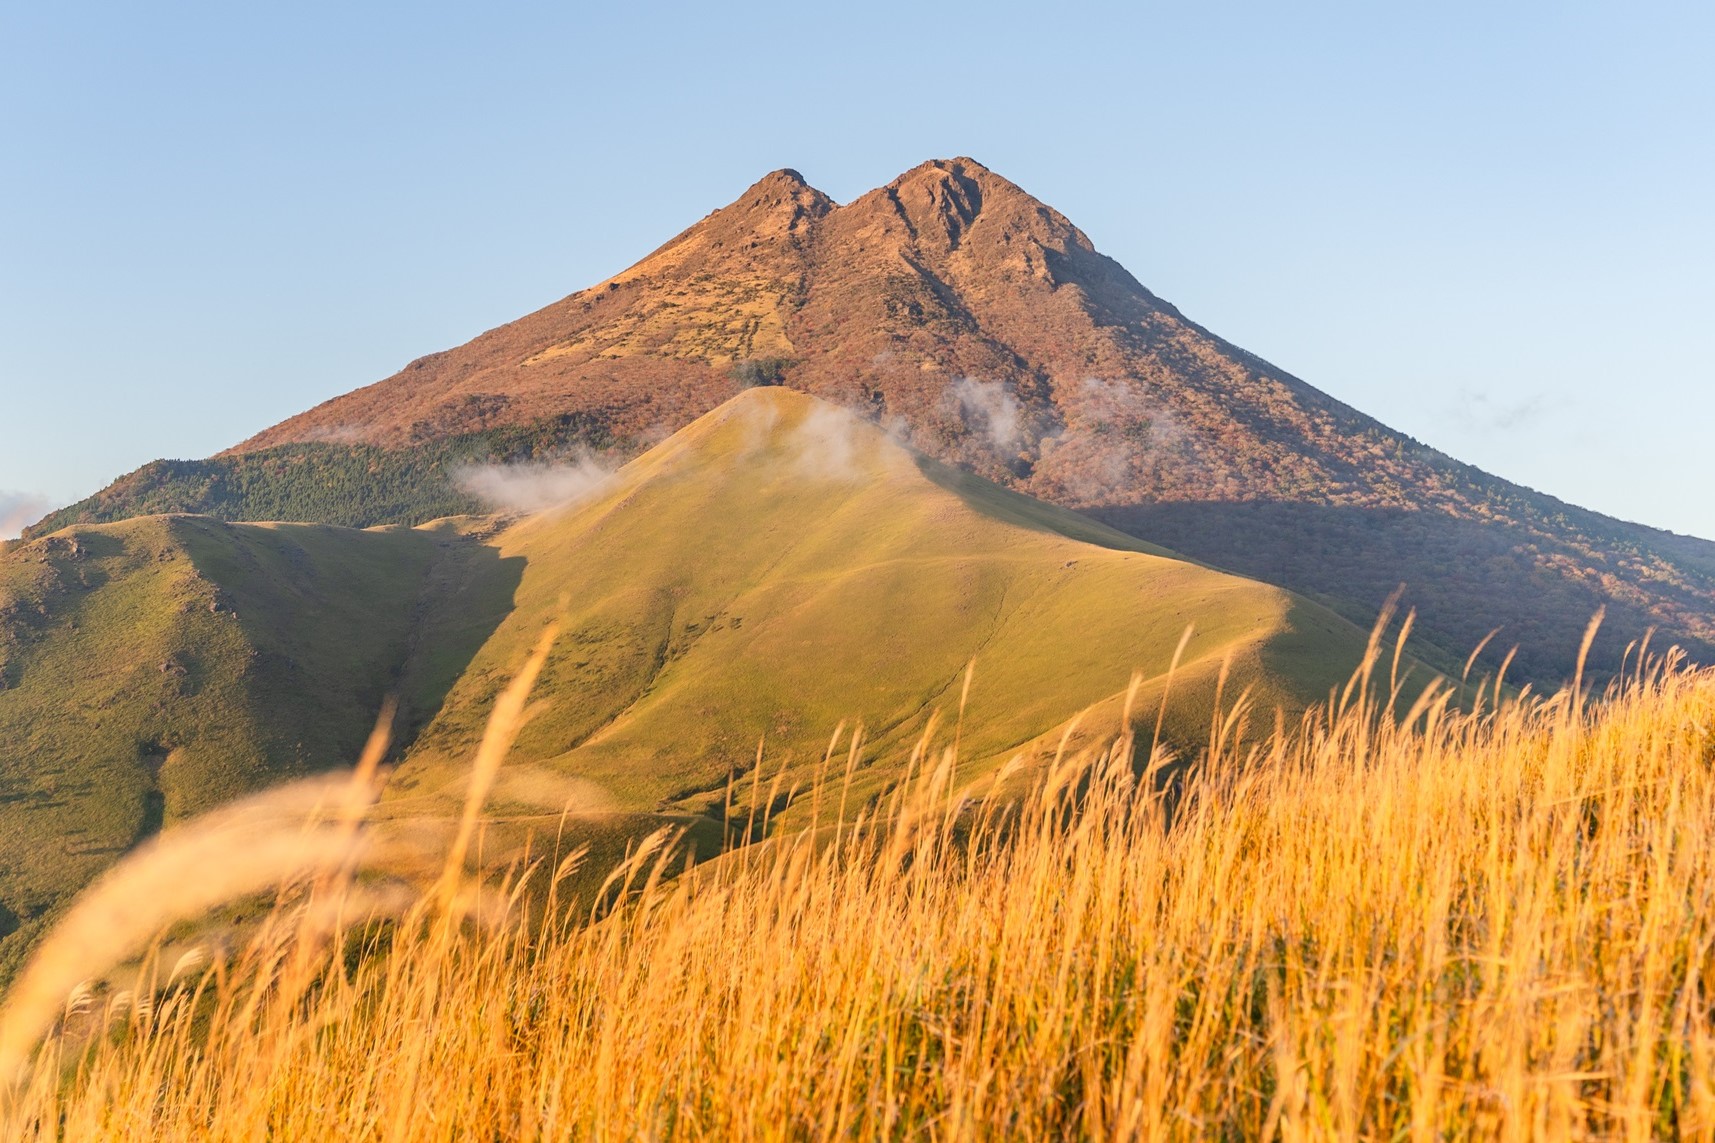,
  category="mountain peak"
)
[884,157,1038,207]
[612,166,832,287]
[848,156,1084,260]
[898,153,994,178]
[728,167,834,214]
[894,155,994,181]
[70,159,1715,690]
